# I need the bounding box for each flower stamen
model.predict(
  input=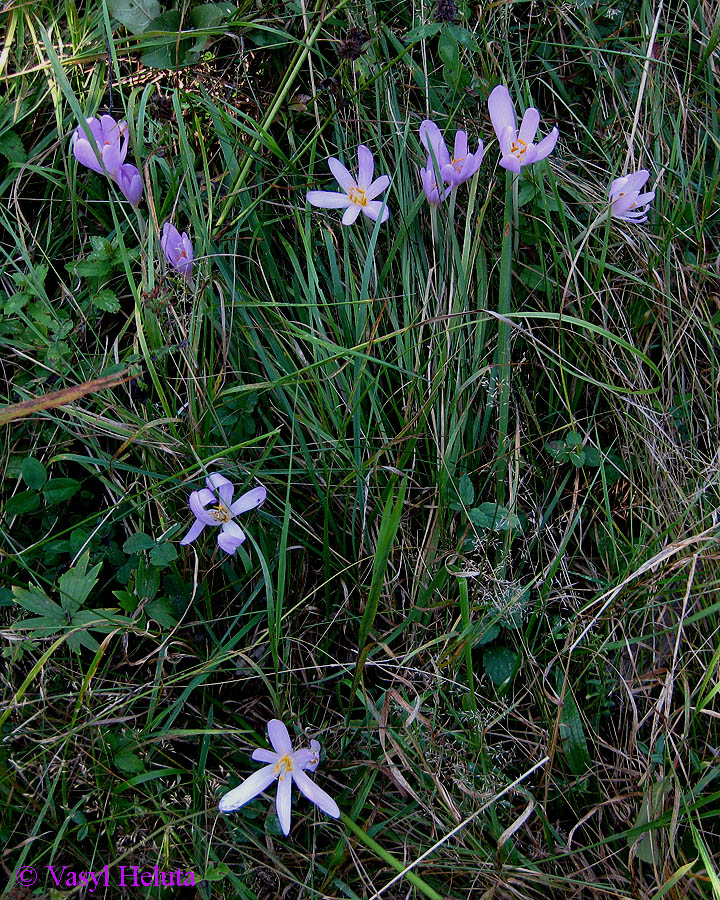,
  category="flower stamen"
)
[348,186,368,206]
[209,503,231,523]
[510,138,528,157]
